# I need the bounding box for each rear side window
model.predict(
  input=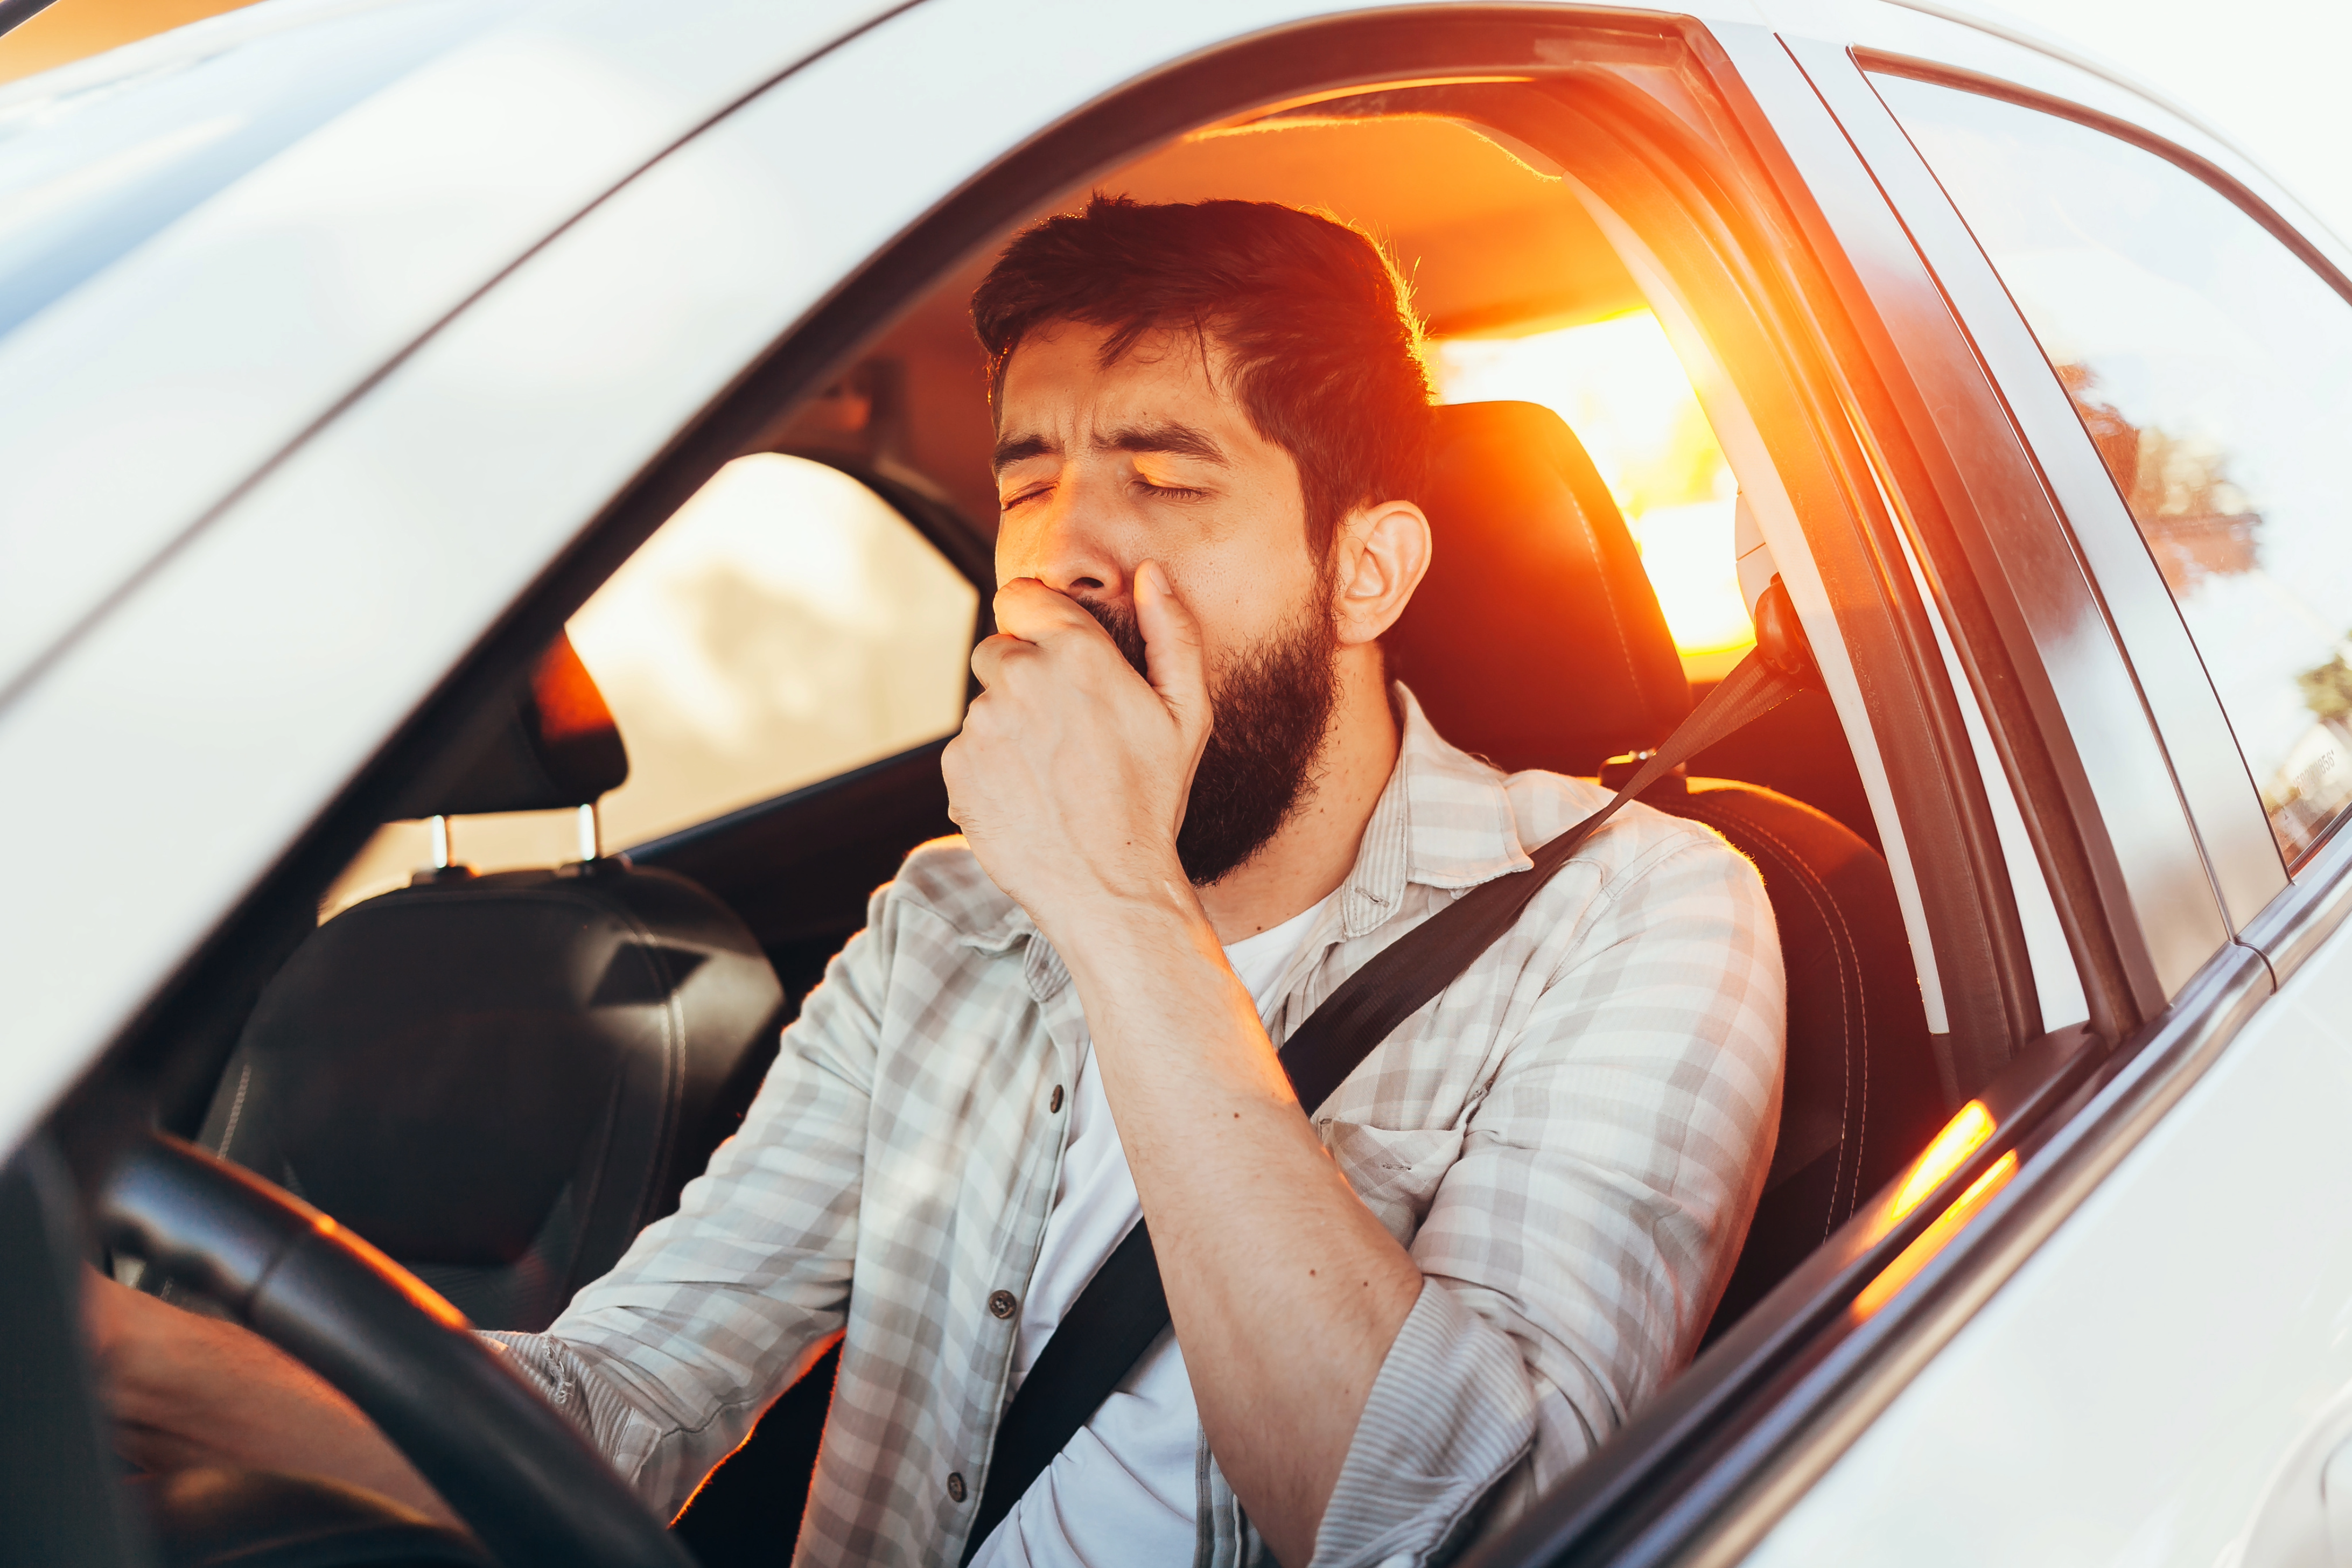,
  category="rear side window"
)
[570,454,979,845]
[322,454,980,913]
[1875,73,2352,866]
